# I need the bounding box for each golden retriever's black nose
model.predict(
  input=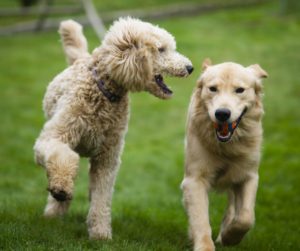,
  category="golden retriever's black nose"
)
[215,108,231,122]
[186,65,194,74]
